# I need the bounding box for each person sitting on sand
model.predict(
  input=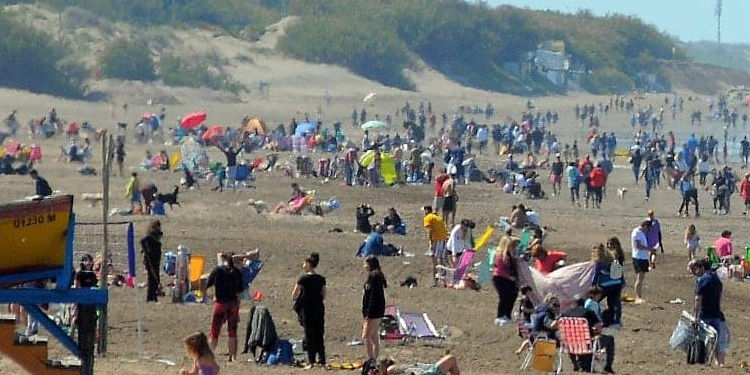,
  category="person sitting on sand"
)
[382,207,405,235]
[374,352,461,375]
[180,332,220,375]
